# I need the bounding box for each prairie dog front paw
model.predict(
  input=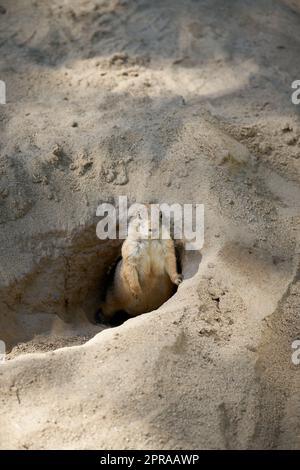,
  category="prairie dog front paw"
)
[172,274,183,285]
